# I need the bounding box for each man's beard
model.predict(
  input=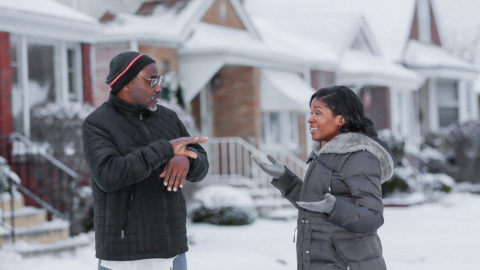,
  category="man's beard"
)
[148,93,162,111]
